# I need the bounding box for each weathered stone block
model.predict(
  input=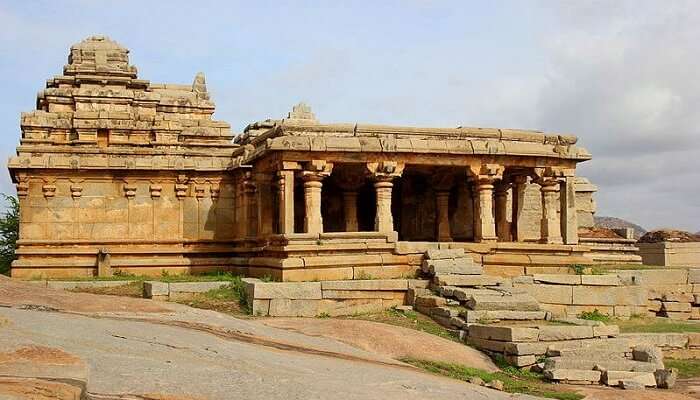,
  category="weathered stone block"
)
[144,281,168,297]
[468,324,539,342]
[581,274,621,286]
[250,299,270,316]
[465,337,507,352]
[663,293,694,303]
[688,269,700,284]
[602,371,656,387]
[538,326,594,341]
[504,354,537,367]
[268,299,320,317]
[661,301,691,312]
[414,295,447,308]
[545,357,657,372]
[571,286,648,306]
[320,279,408,291]
[620,333,688,349]
[423,259,482,275]
[593,325,620,337]
[632,345,664,368]
[425,248,465,260]
[518,284,572,304]
[406,288,430,305]
[544,369,602,382]
[252,282,322,300]
[466,293,540,311]
[660,311,691,320]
